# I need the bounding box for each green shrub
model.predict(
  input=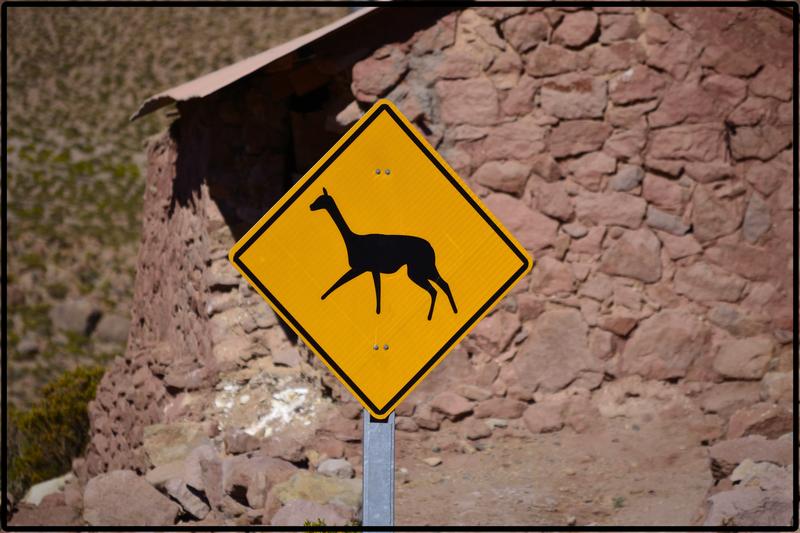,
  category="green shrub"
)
[303,518,362,531]
[7,365,104,497]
